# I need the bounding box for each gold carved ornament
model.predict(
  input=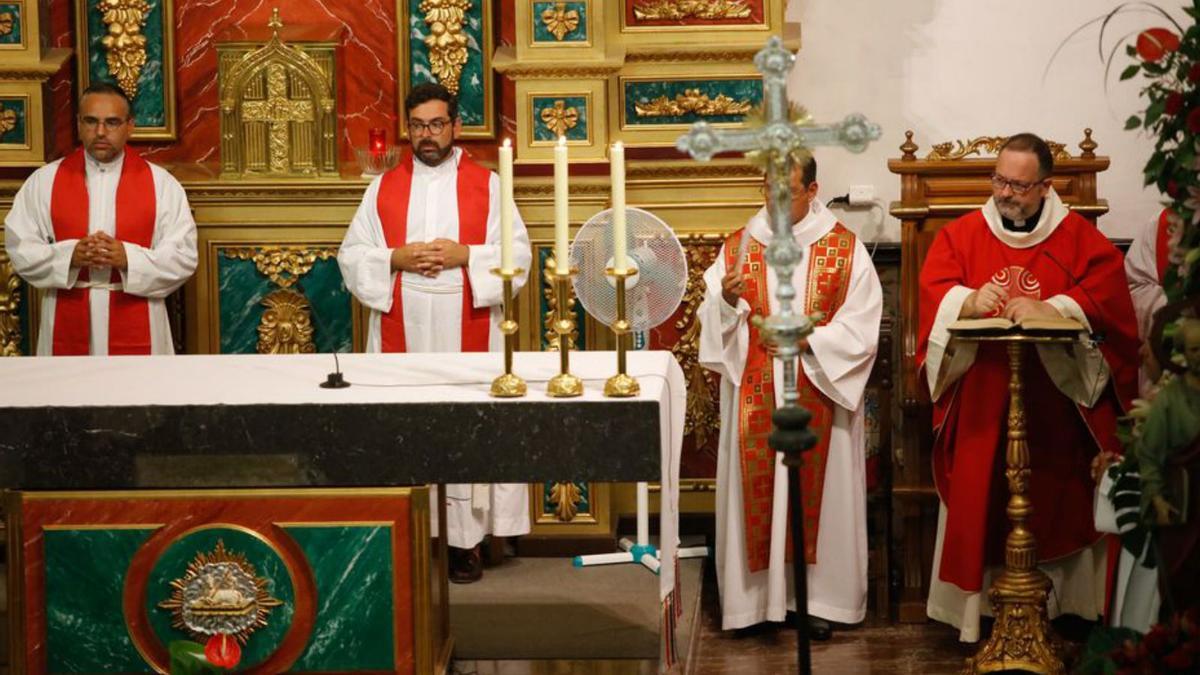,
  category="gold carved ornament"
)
[926,136,1072,161]
[548,481,583,522]
[672,238,723,448]
[0,11,14,37]
[543,256,578,351]
[241,63,316,175]
[420,0,472,95]
[0,250,23,357]
[540,2,579,41]
[223,247,336,354]
[634,89,753,119]
[632,0,752,21]
[539,100,579,137]
[97,0,151,99]
[157,540,284,644]
[0,108,16,136]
